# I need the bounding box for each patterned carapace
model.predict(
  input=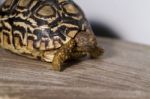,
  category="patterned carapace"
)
[0,0,103,71]
[0,0,86,49]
